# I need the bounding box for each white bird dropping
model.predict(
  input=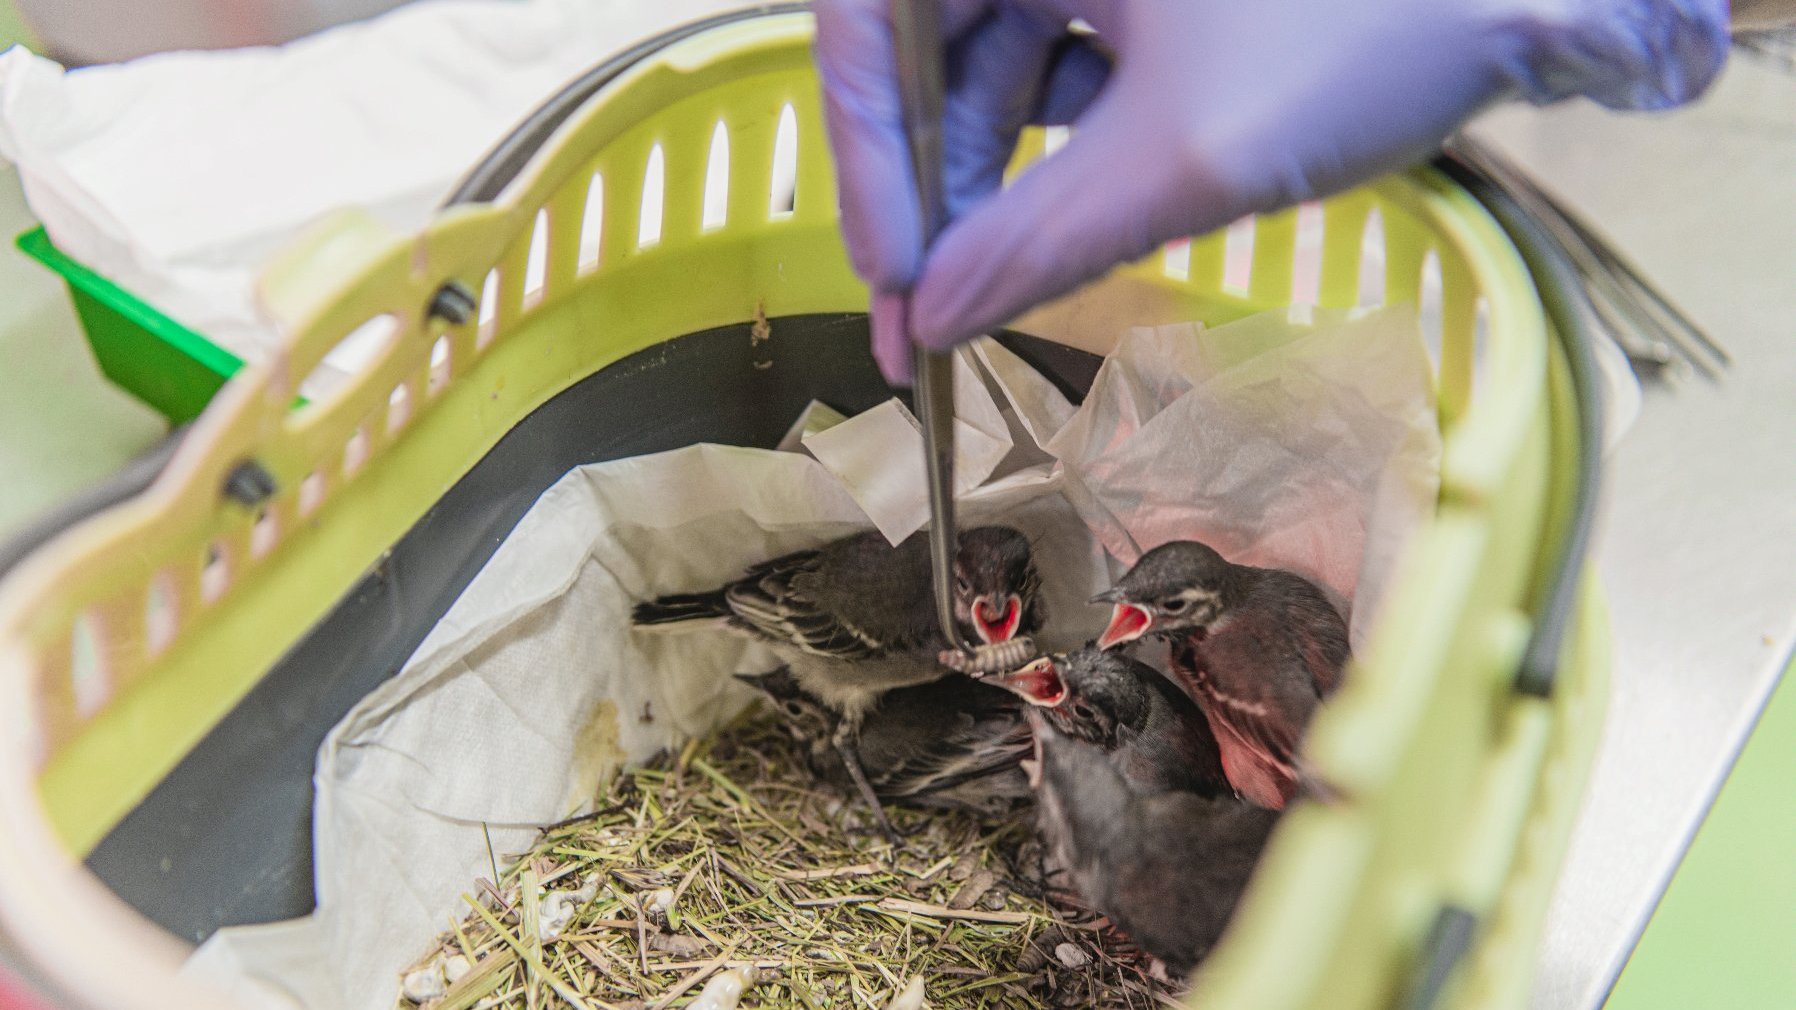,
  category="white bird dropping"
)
[687,966,758,1010]
[884,974,927,1010]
